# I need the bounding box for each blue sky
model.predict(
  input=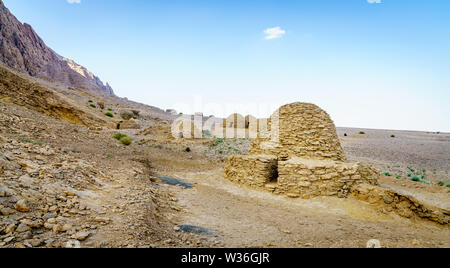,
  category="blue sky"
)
[4,0,450,131]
